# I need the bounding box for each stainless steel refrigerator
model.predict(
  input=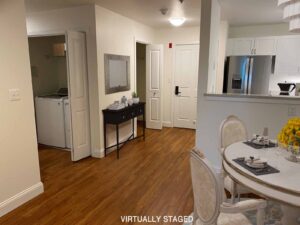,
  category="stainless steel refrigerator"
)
[223,56,274,95]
